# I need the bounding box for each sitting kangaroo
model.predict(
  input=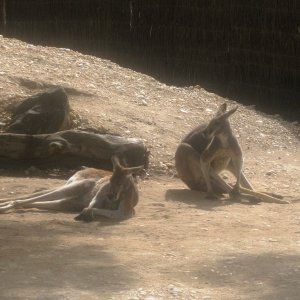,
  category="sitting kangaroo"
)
[175,103,287,203]
[0,156,144,220]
